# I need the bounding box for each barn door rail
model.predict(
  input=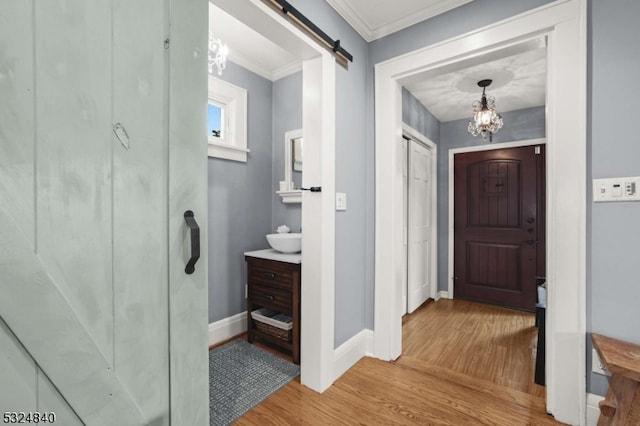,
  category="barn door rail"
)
[260,0,353,68]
